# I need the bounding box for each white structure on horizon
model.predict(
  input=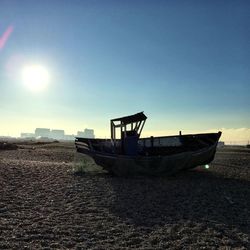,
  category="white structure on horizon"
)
[20,133,35,138]
[35,128,50,138]
[64,134,75,140]
[77,129,95,138]
[20,127,95,140]
[50,129,65,140]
